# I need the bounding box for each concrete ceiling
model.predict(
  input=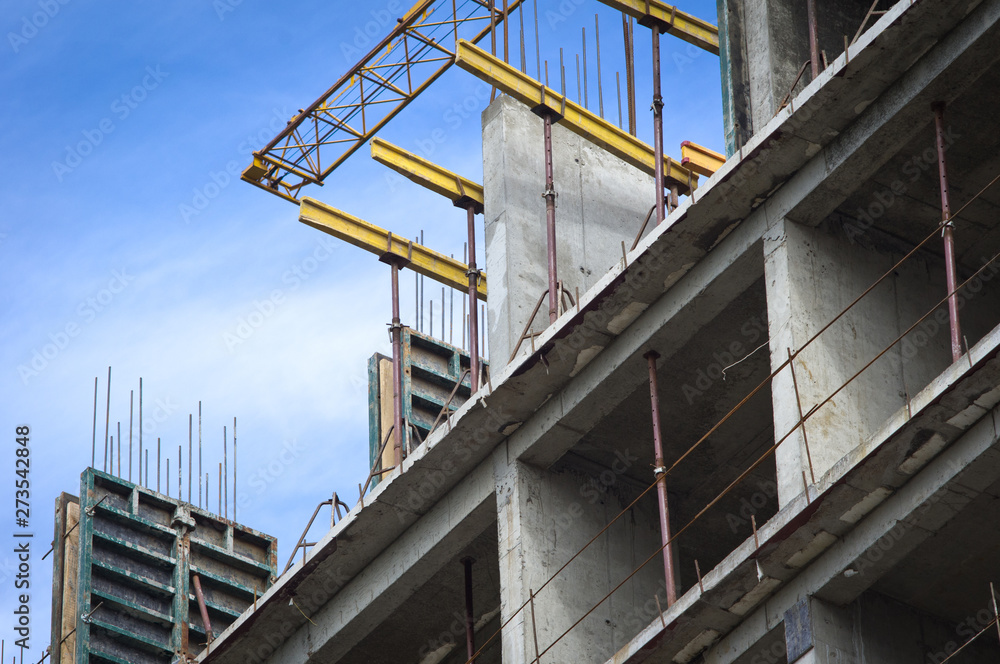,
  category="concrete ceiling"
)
[566,276,779,589]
